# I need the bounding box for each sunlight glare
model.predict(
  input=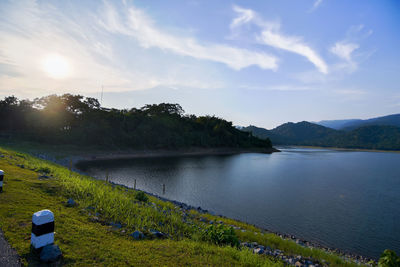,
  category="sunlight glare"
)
[42,54,71,79]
